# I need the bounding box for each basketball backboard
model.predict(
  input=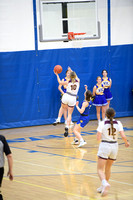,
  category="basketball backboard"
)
[39,0,100,42]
